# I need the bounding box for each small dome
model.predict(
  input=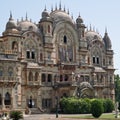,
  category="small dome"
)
[50,10,74,24]
[17,20,38,32]
[85,31,102,41]
[42,9,50,18]
[103,32,112,50]
[6,18,17,30]
[76,15,83,24]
